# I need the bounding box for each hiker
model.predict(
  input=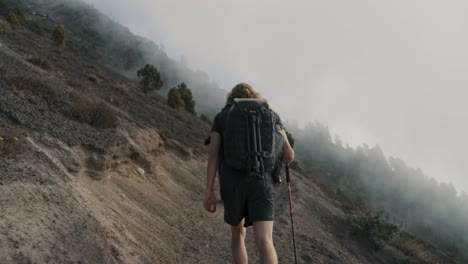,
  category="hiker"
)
[203,83,295,264]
